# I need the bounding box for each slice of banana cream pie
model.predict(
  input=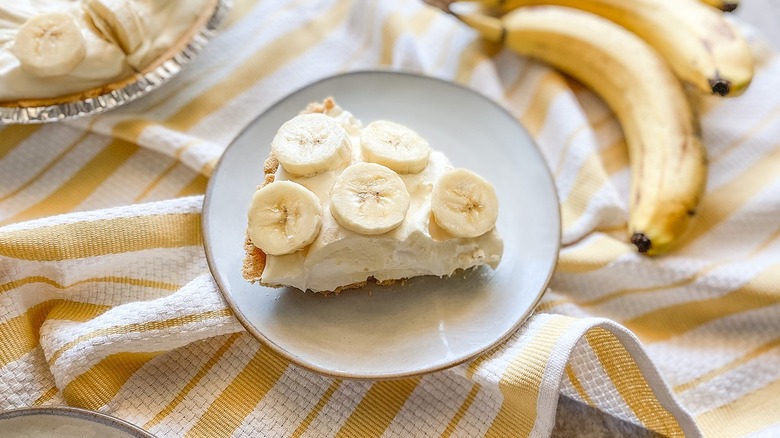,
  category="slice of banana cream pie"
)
[243,98,504,293]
